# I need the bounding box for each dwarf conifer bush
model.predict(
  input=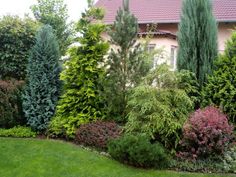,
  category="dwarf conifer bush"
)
[178,106,234,160]
[108,134,170,168]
